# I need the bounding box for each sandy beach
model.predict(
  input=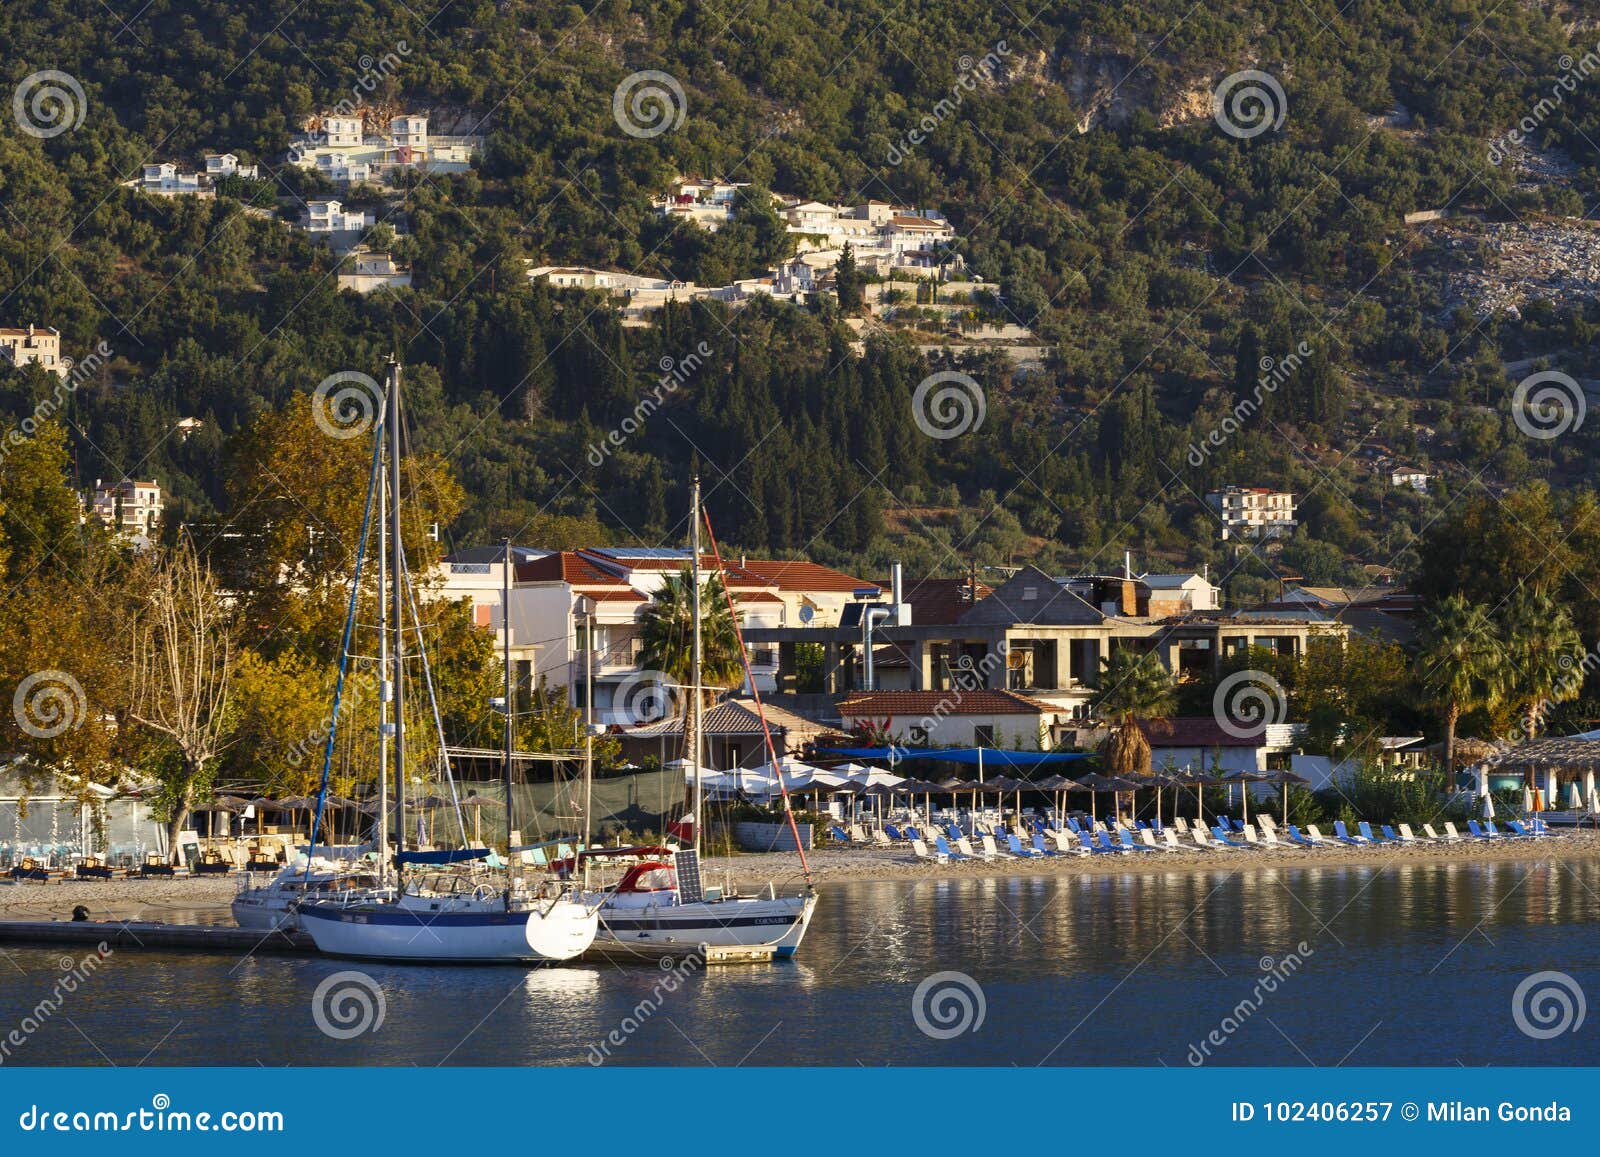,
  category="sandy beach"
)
[5,831,1599,924]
